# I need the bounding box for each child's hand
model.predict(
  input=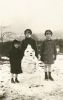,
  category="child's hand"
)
[38,60,45,67]
[38,54,41,60]
[53,55,56,60]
